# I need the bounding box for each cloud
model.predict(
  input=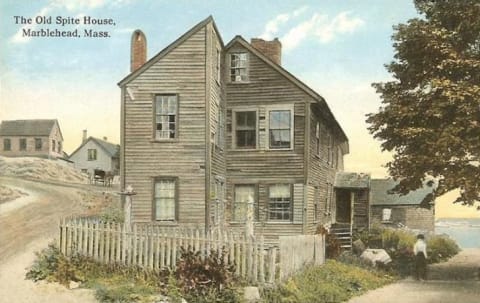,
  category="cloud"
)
[279,11,364,51]
[10,0,135,44]
[260,6,308,40]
